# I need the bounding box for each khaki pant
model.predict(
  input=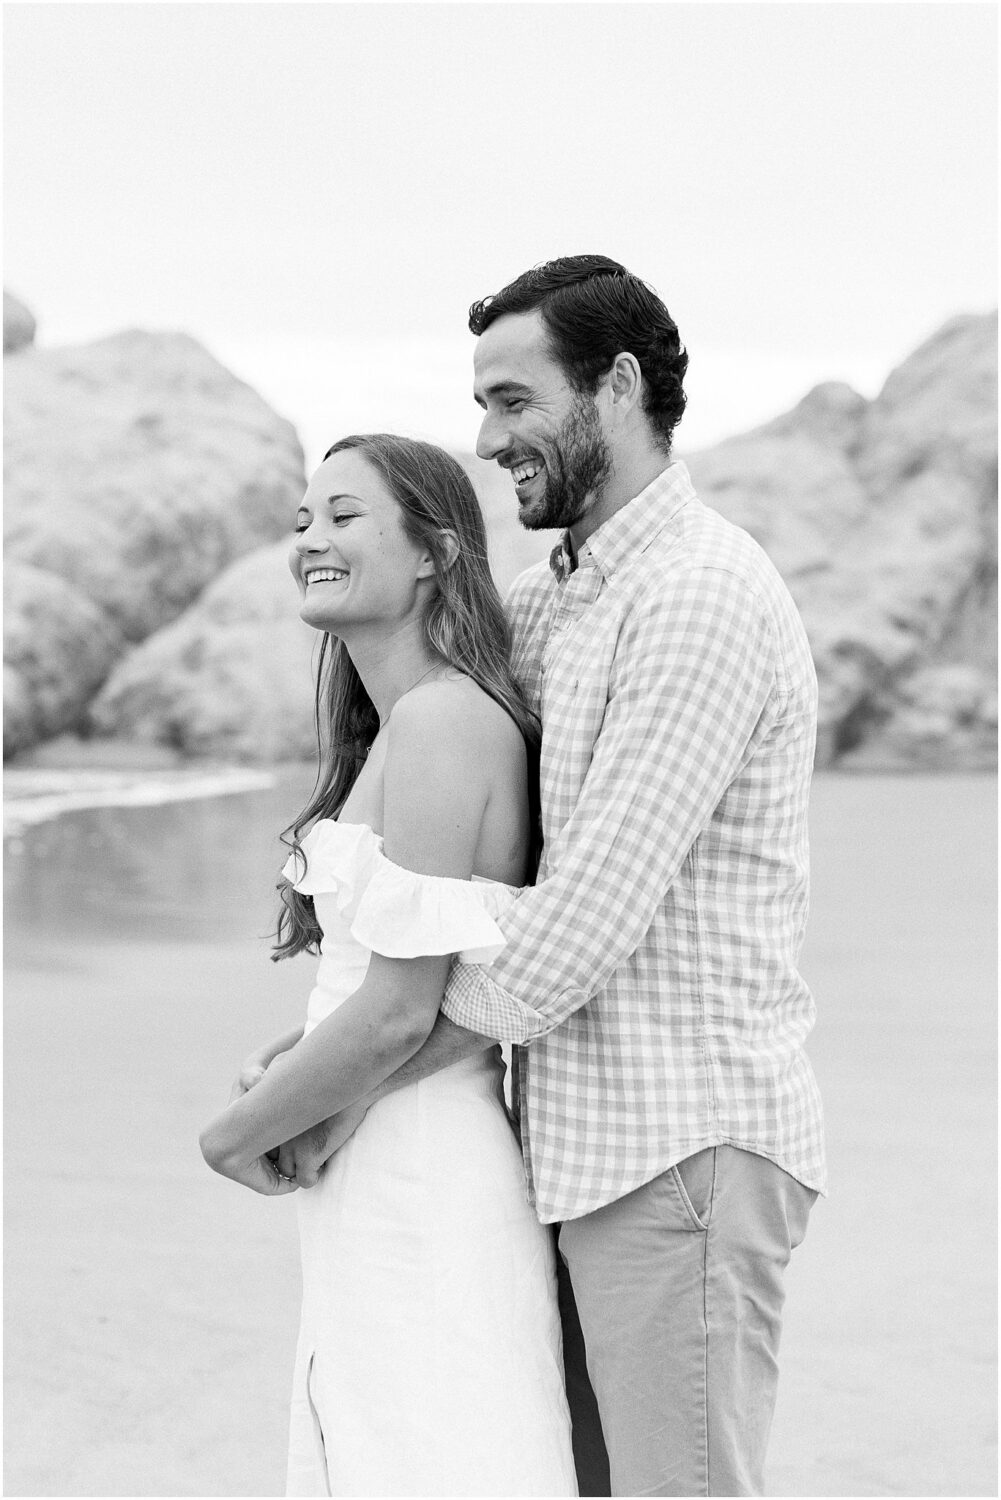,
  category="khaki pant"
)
[557,1147,817,1497]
